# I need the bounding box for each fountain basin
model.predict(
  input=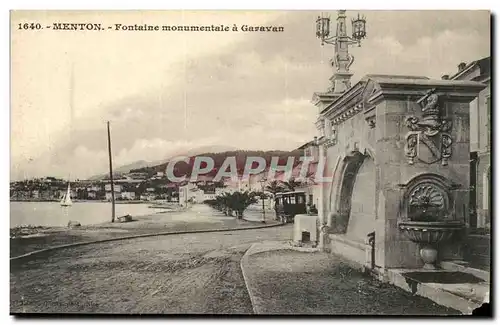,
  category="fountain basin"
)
[398,221,464,269]
[398,221,464,244]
